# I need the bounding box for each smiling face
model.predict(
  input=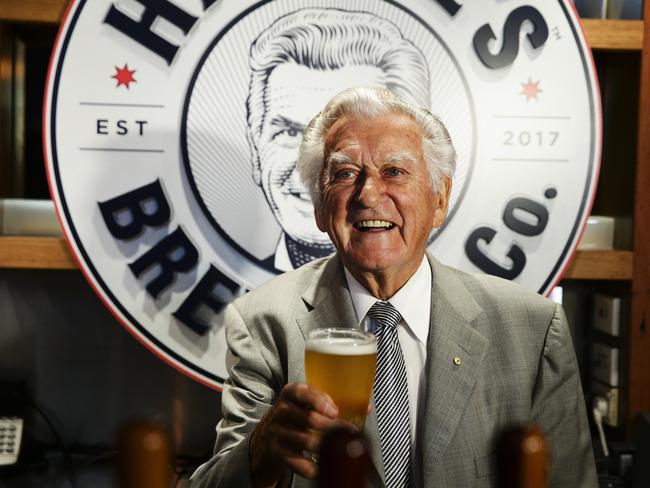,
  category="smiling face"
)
[254,62,387,245]
[315,113,450,289]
